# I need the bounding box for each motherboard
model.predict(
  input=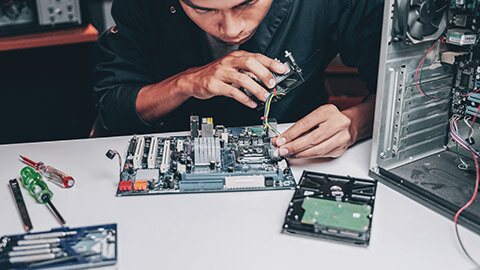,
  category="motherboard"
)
[114,117,296,196]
